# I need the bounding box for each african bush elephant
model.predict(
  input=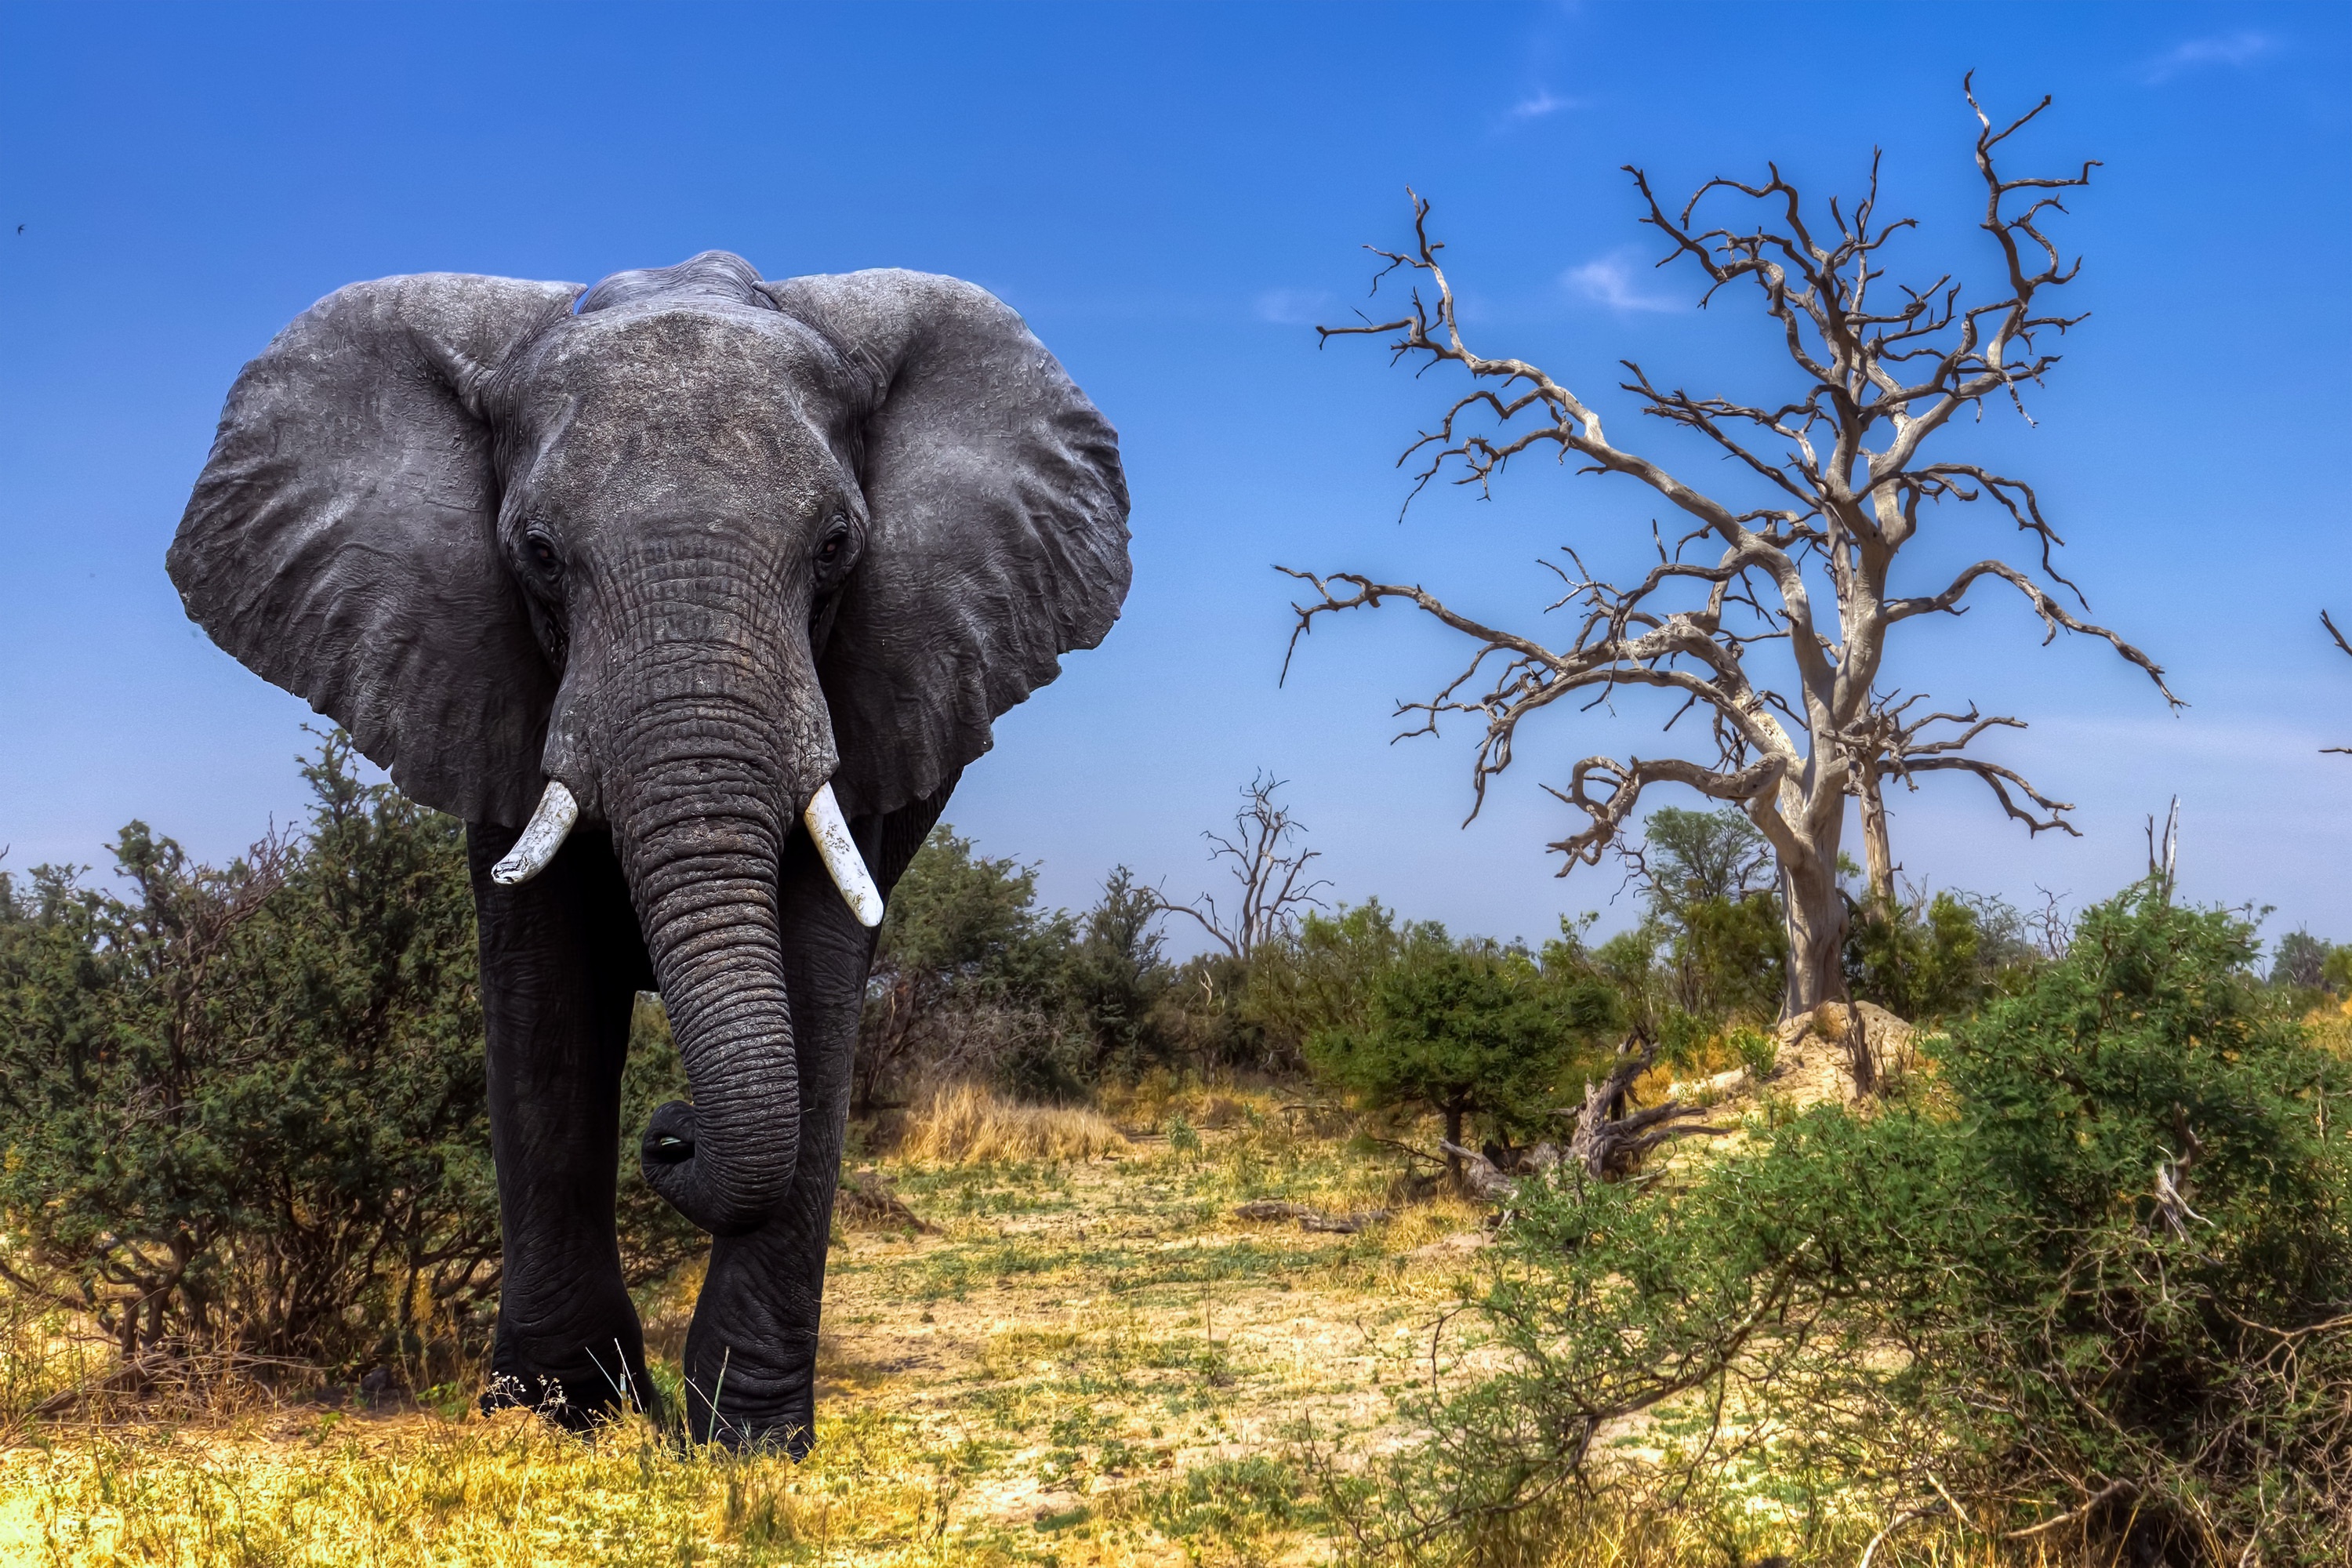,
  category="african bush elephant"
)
[166,251,1130,1449]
